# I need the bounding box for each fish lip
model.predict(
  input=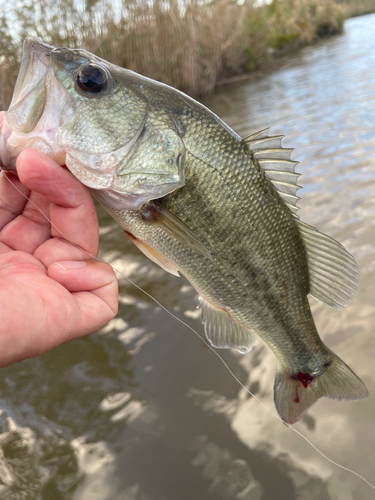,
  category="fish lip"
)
[0,37,63,171]
[10,37,54,109]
